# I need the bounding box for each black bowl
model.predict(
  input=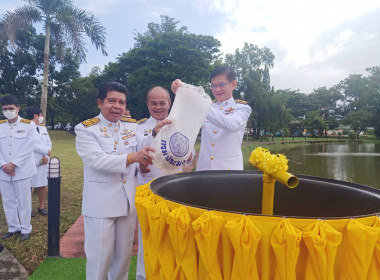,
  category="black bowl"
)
[150,170,380,219]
